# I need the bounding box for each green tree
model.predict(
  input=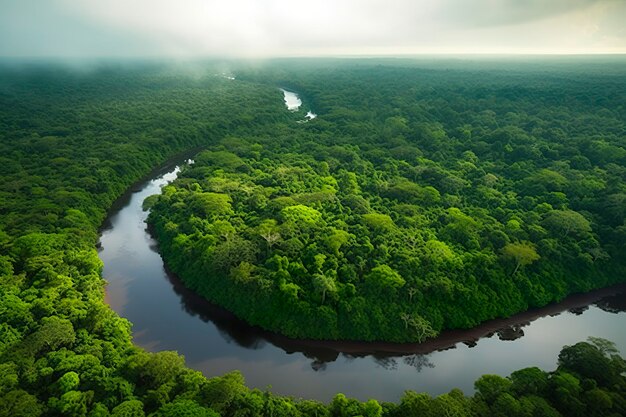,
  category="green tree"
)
[54,390,91,417]
[0,390,44,417]
[542,210,592,238]
[365,265,405,291]
[140,351,186,389]
[558,340,623,387]
[501,242,540,275]
[474,374,512,404]
[257,219,281,251]
[361,213,396,233]
[152,400,219,417]
[111,400,145,417]
[26,316,76,355]
[281,205,324,233]
[509,367,548,396]
[189,193,233,218]
[57,372,80,393]
[313,274,336,305]
[211,237,258,274]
